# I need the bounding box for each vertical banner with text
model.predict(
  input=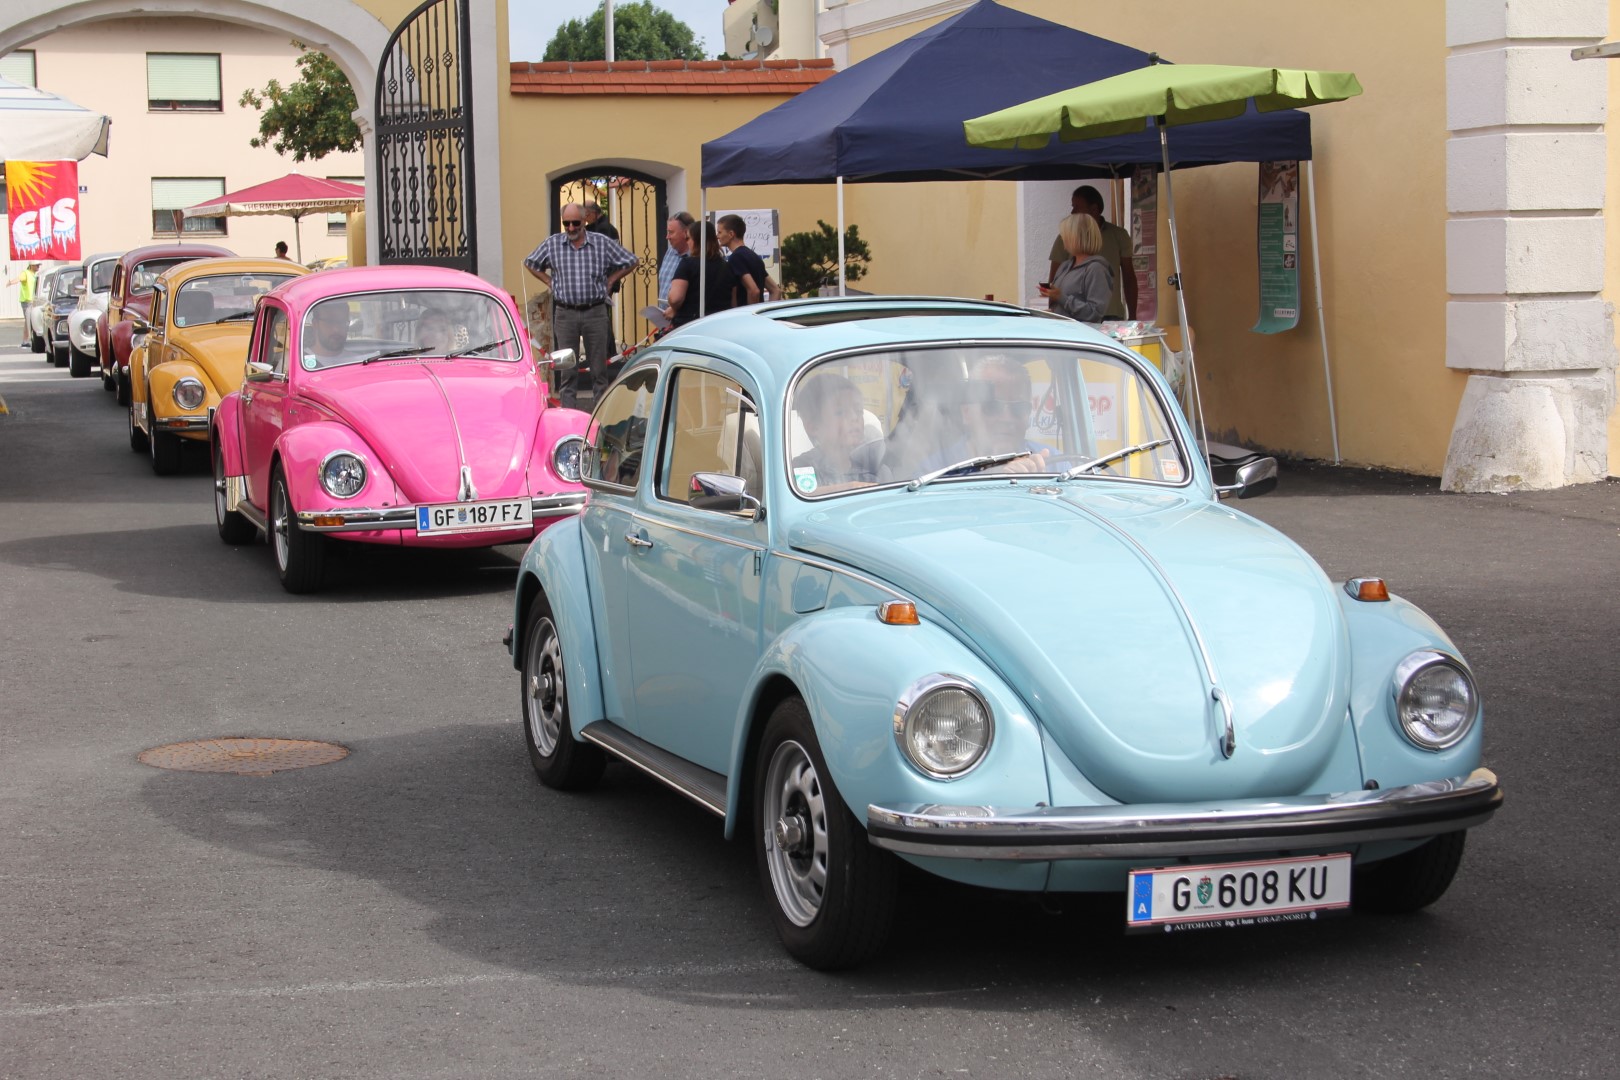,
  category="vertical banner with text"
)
[6,160,82,261]
[1130,165,1158,323]
[1253,160,1299,334]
